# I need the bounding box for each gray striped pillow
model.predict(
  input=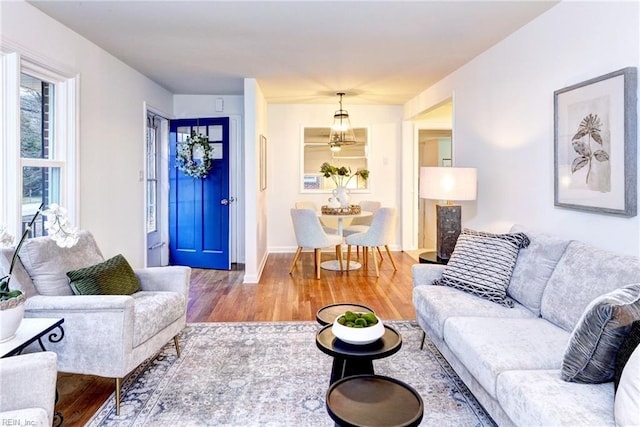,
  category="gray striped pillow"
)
[562,283,640,383]
[434,229,530,307]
